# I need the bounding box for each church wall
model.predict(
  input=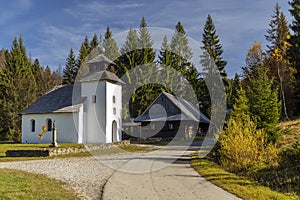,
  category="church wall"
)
[21,112,80,144]
[81,81,107,143]
[106,82,122,143]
